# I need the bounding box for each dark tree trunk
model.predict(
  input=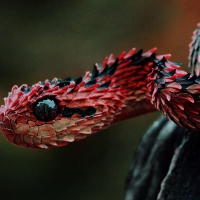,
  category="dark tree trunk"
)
[125,116,200,200]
